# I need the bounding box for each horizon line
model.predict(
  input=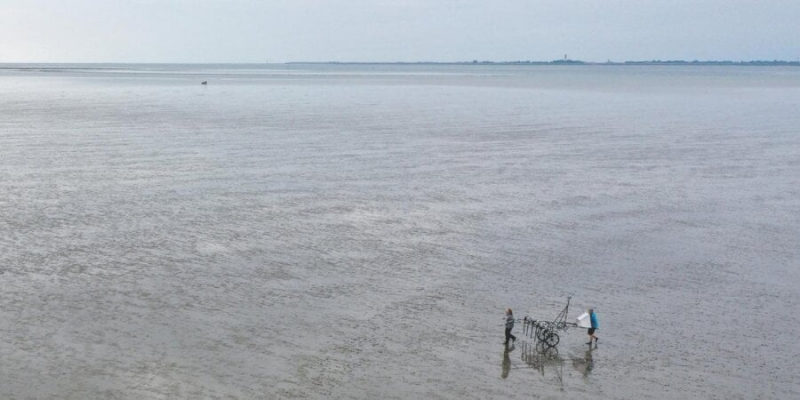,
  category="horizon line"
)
[2,58,800,66]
